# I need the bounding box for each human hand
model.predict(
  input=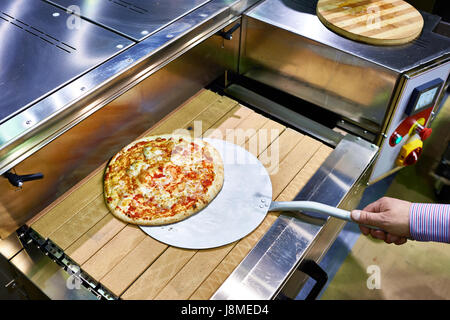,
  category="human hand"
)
[351,197,411,245]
